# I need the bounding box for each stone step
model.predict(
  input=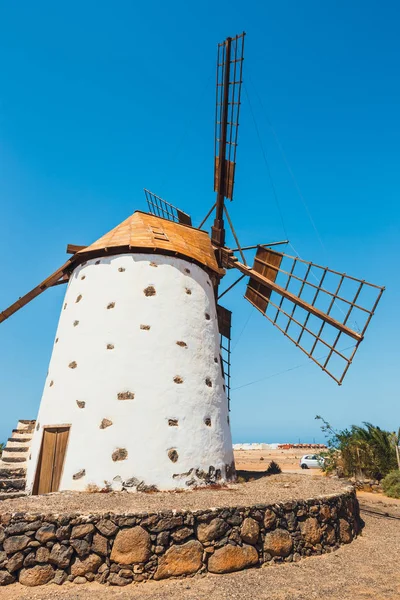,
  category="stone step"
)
[12,428,34,436]
[0,491,26,501]
[17,420,36,431]
[7,438,32,446]
[0,468,26,479]
[2,447,29,455]
[1,456,27,464]
[0,478,25,491]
